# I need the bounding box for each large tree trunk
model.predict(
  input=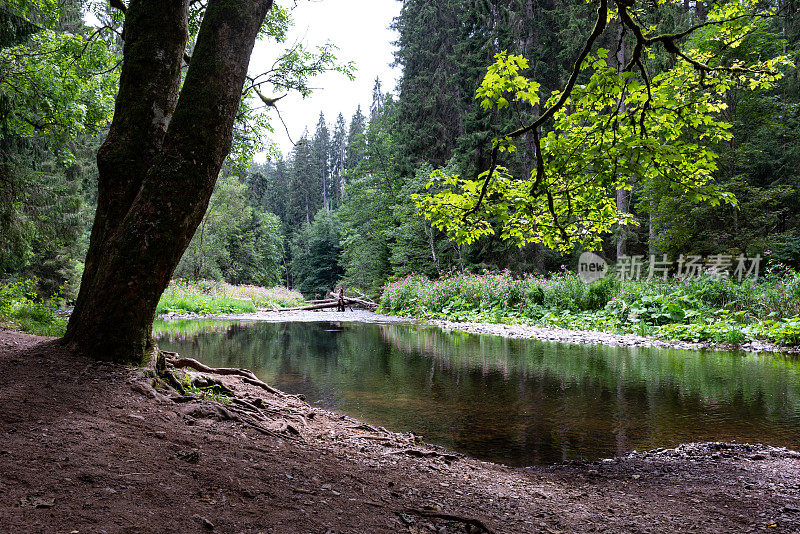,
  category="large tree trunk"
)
[64,0,273,364]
